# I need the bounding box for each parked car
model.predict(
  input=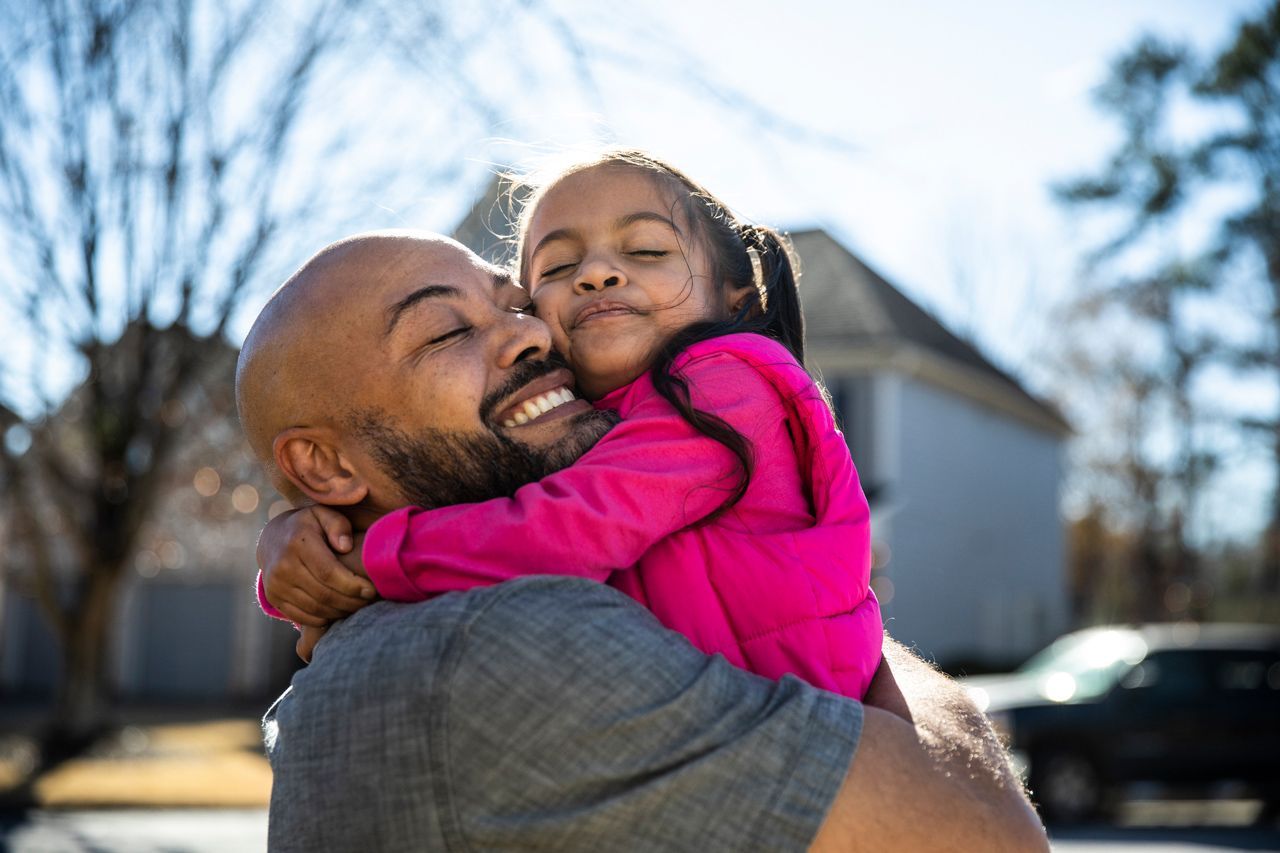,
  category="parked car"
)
[961,623,1280,823]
